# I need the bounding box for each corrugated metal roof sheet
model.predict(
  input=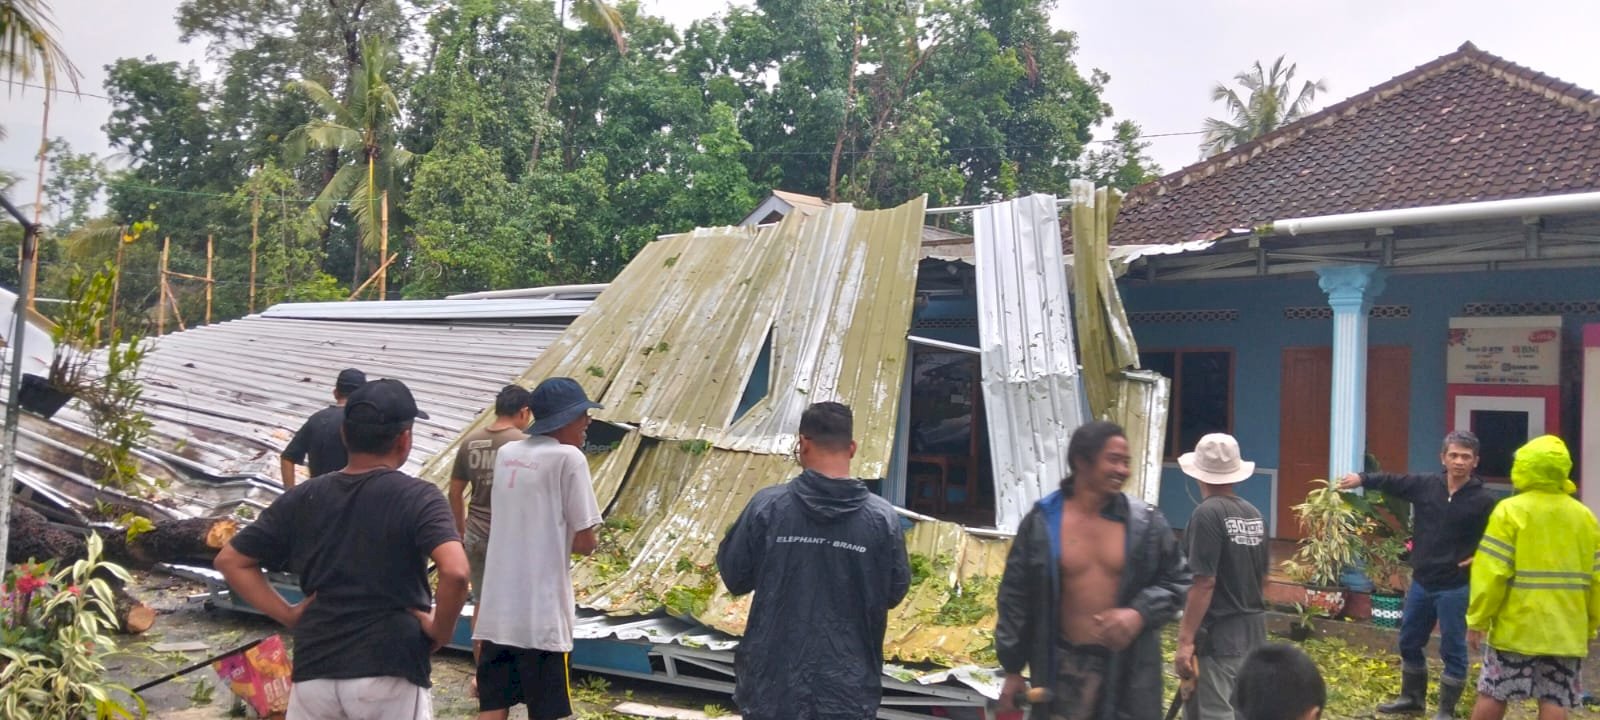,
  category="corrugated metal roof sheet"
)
[446,283,608,301]
[720,199,926,473]
[1069,179,1168,501]
[3,315,566,521]
[973,194,1085,532]
[261,298,591,321]
[421,197,1014,667]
